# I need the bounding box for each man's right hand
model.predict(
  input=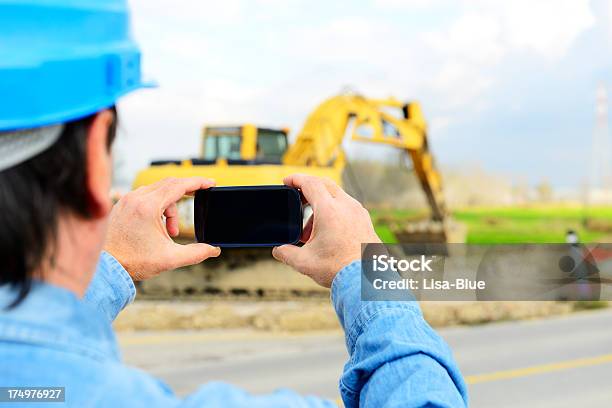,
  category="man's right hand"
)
[104,177,221,281]
[272,174,380,288]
